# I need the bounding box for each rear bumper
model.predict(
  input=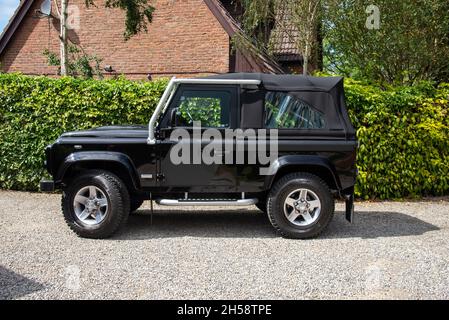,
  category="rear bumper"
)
[40,180,55,192]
